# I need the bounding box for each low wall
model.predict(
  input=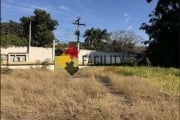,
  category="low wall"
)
[1,62,54,71]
